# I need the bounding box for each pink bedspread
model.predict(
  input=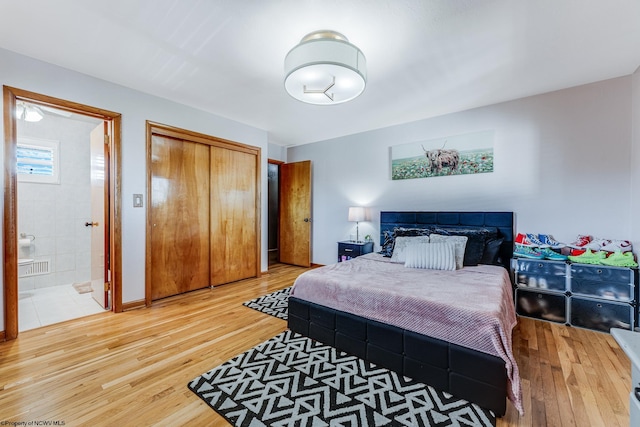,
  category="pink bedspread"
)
[291,253,523,415]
